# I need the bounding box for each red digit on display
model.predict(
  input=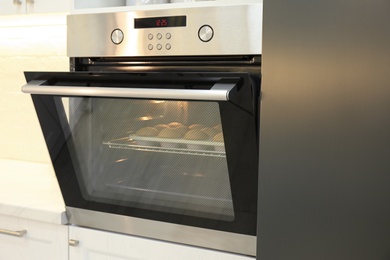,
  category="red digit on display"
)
[161,19,168,26]
[156,20,161,26]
